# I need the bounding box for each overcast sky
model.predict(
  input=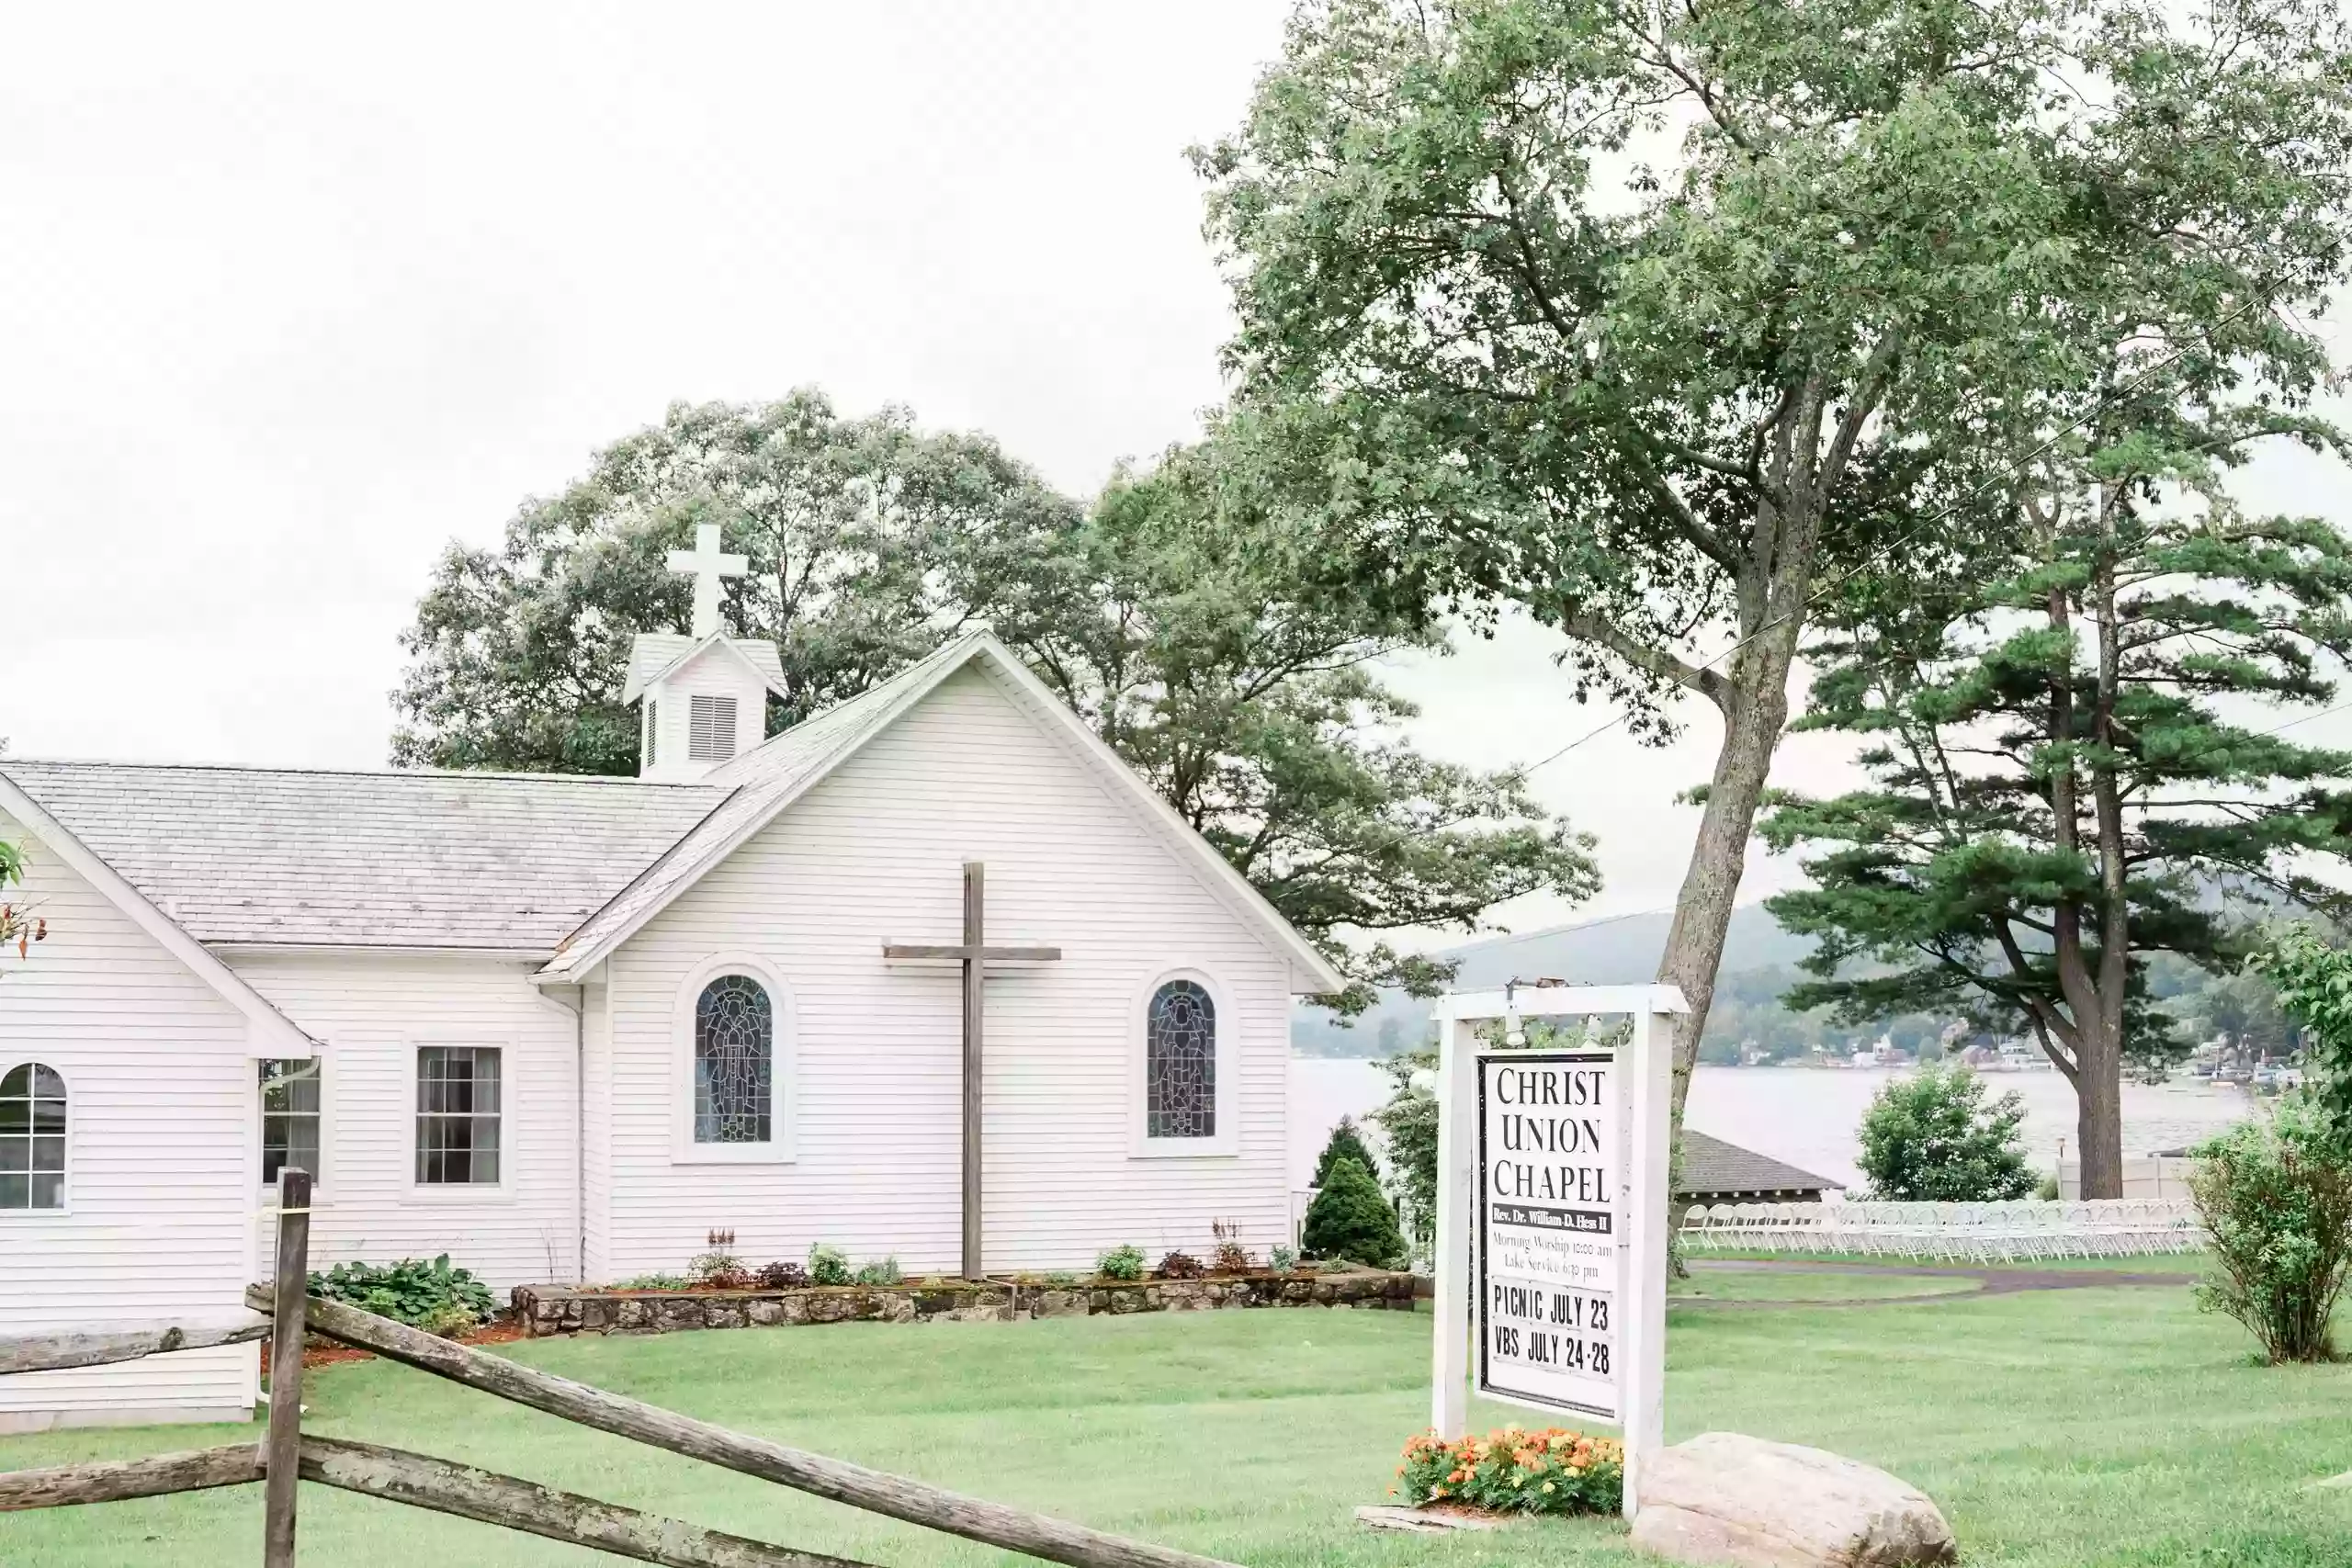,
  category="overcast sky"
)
[6,2,2348,942]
